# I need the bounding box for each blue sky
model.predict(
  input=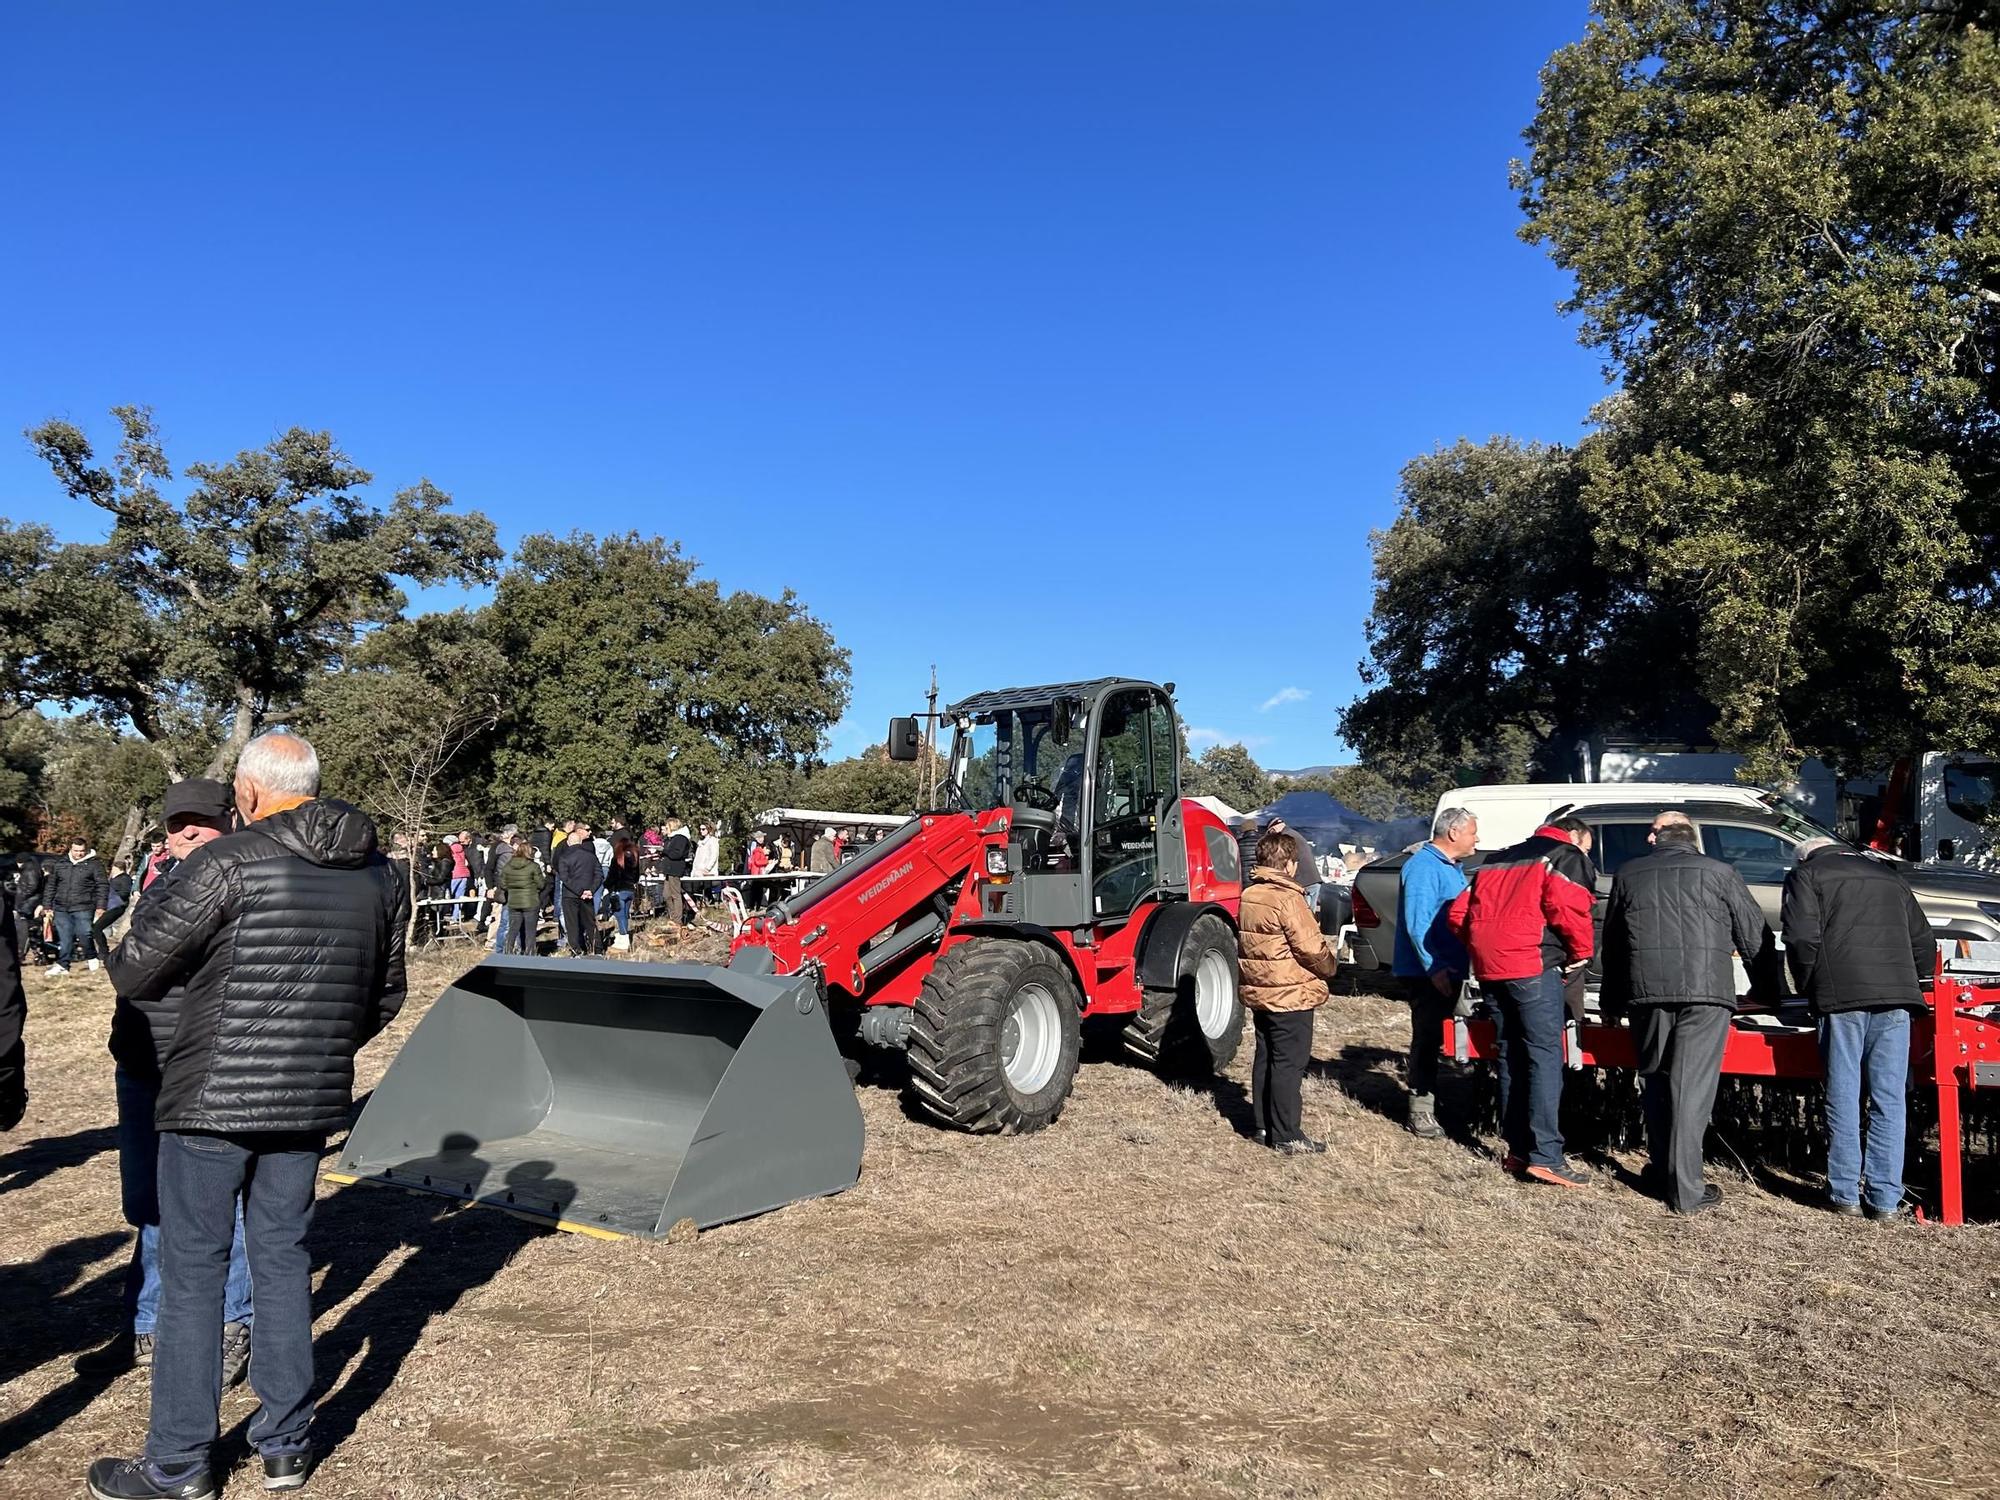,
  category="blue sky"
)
[0,2,1606,771]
